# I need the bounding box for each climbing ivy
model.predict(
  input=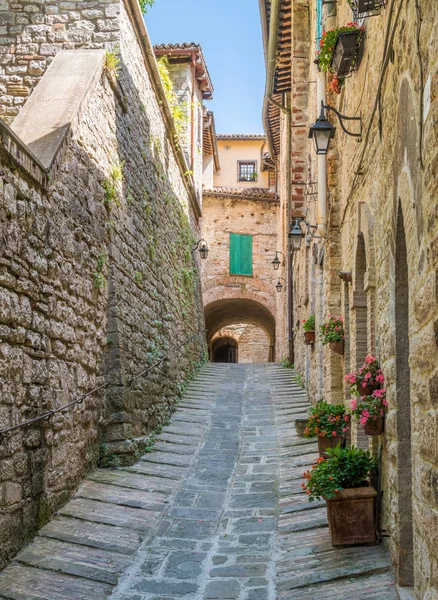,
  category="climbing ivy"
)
[139,0,155,14]
[156,56,189,137]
